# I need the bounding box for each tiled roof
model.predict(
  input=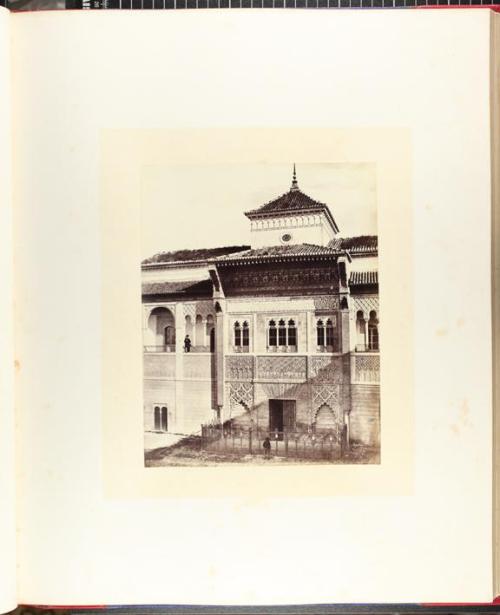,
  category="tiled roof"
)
[142,279,213,297]
[246,189,327,216]
[329,235,378,255]
[245,188,339,233]
[349,271,378,286]
[215,243,343,264]
[142,245,250,266]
